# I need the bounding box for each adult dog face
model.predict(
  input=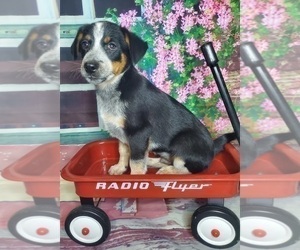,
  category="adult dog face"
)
[18,23,59,84]
[71,21,235,175]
